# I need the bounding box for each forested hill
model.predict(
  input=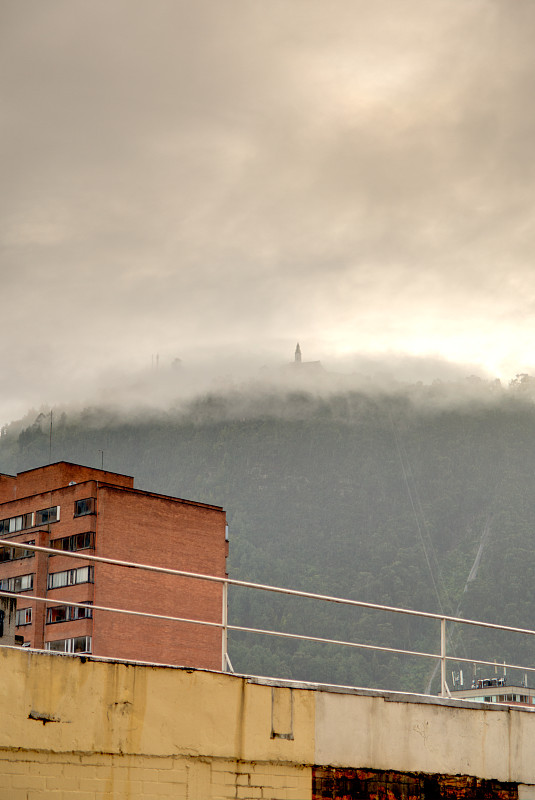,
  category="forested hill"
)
[2,376,535,693]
